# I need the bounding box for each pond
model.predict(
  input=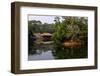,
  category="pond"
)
[28,43,88,61]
